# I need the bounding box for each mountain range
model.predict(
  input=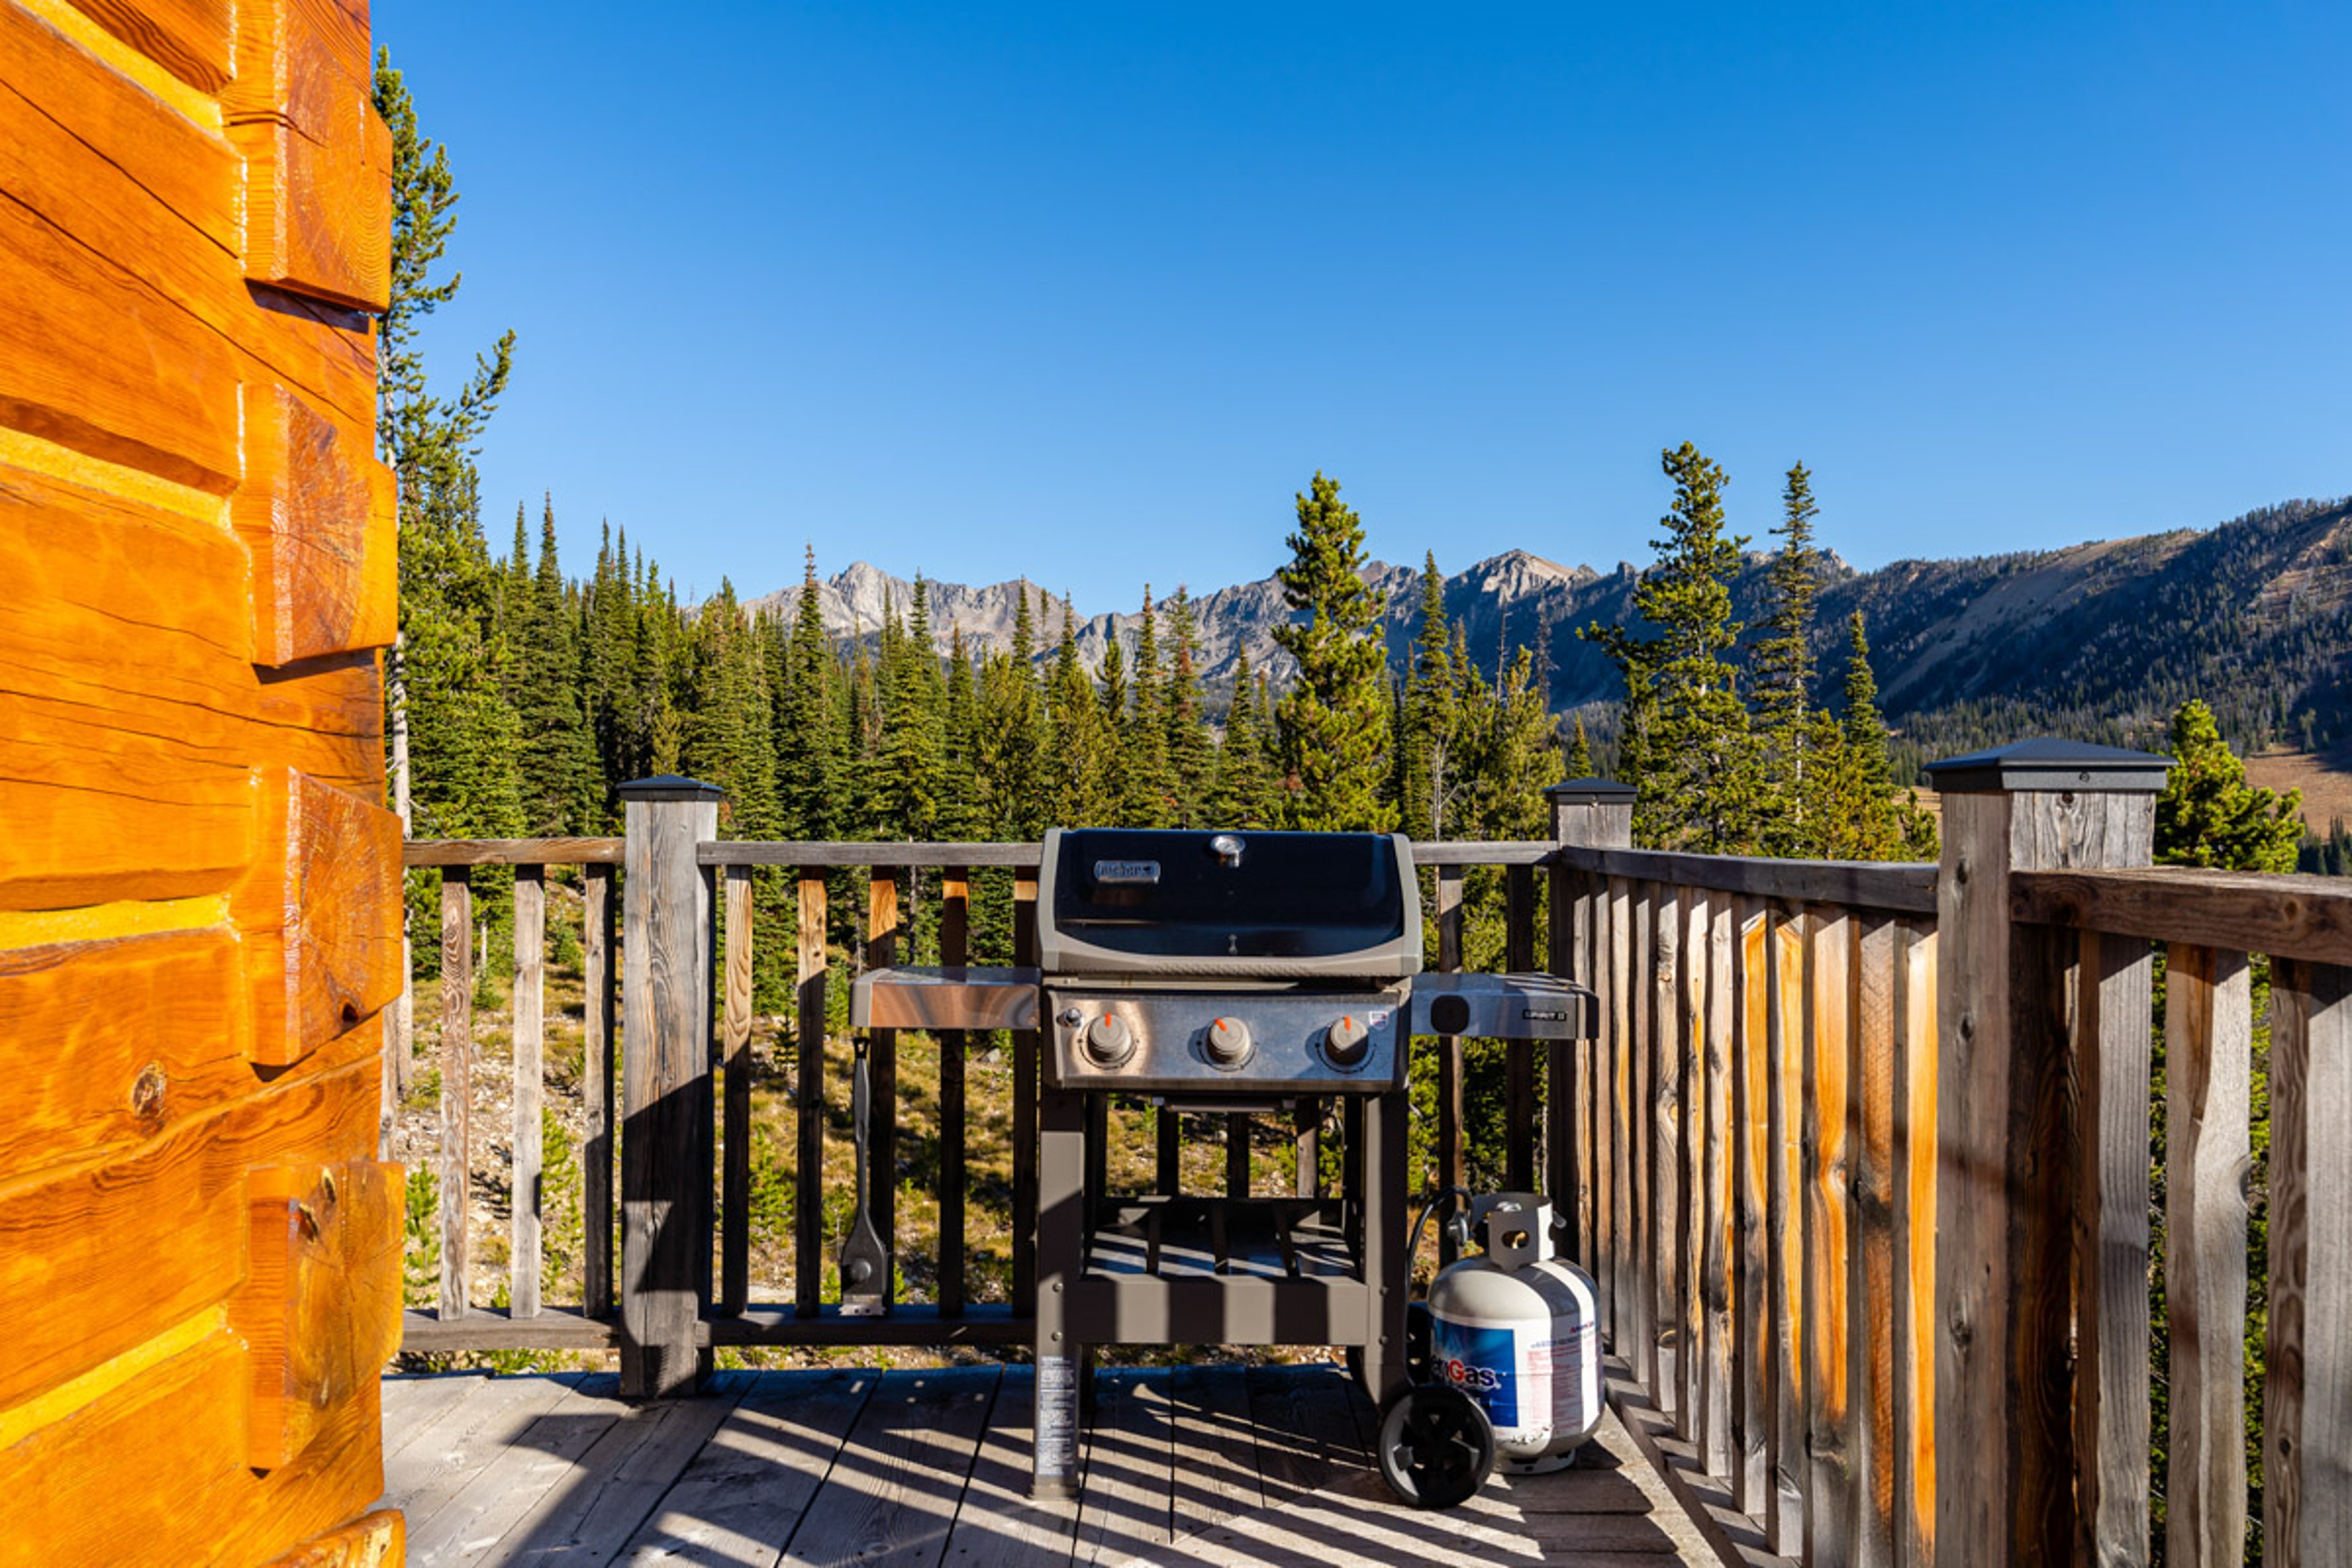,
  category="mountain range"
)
[748,495,2352,767]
